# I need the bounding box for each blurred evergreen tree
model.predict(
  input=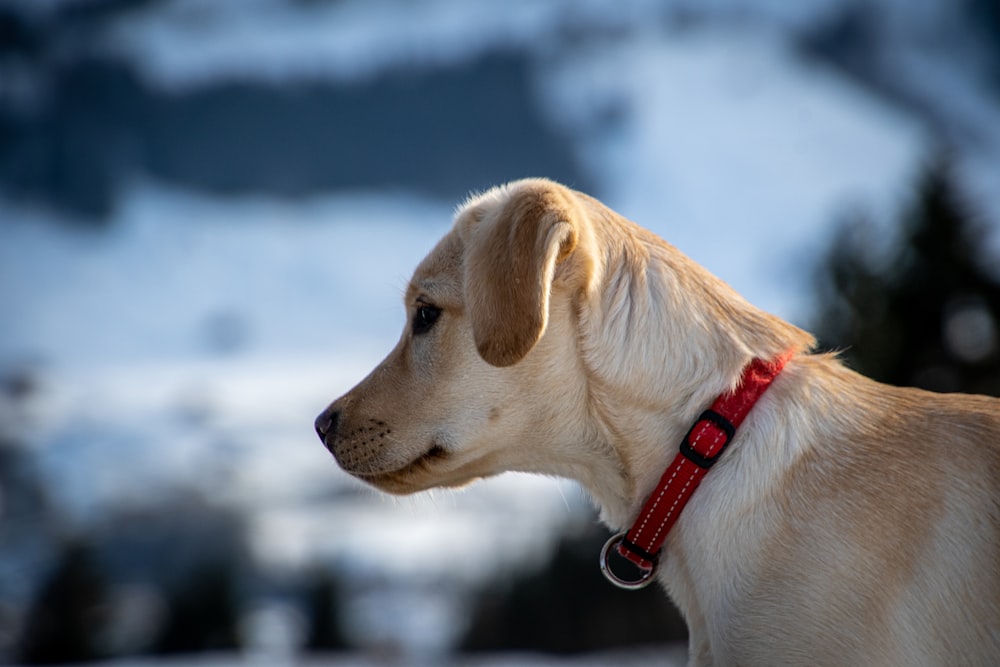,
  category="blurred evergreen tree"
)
[152,559,241,654]
[17,541,109,664]
[302,567,350,651]
[812,158,1000,395]
[459,524,687,654]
